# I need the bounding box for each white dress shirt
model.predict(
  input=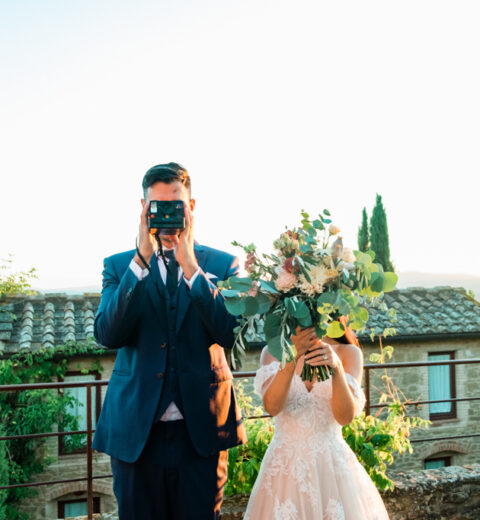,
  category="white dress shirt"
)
[129,248,200,421]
